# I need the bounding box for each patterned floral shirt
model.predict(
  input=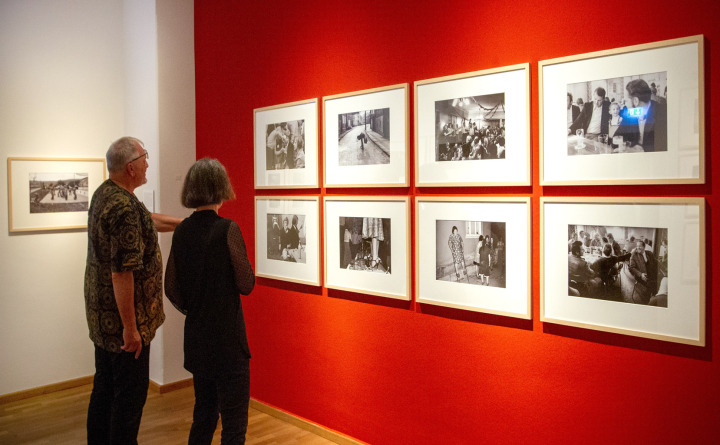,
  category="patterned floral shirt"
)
[84,179,164,352]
